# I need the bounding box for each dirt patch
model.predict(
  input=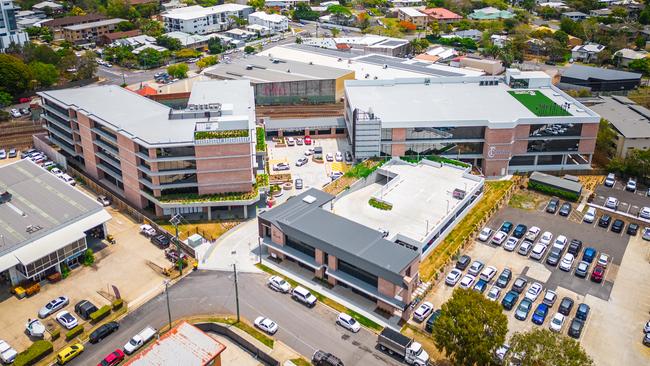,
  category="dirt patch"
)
[158,220,242,242]
[508,190,545,210]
